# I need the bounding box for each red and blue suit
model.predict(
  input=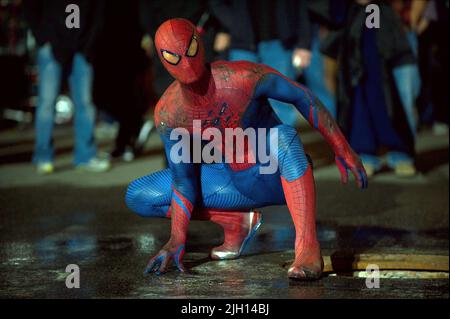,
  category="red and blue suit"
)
[125,19,368,280]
